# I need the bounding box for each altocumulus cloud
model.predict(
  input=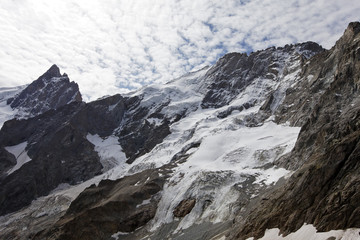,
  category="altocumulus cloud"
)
[0,0,359,101]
